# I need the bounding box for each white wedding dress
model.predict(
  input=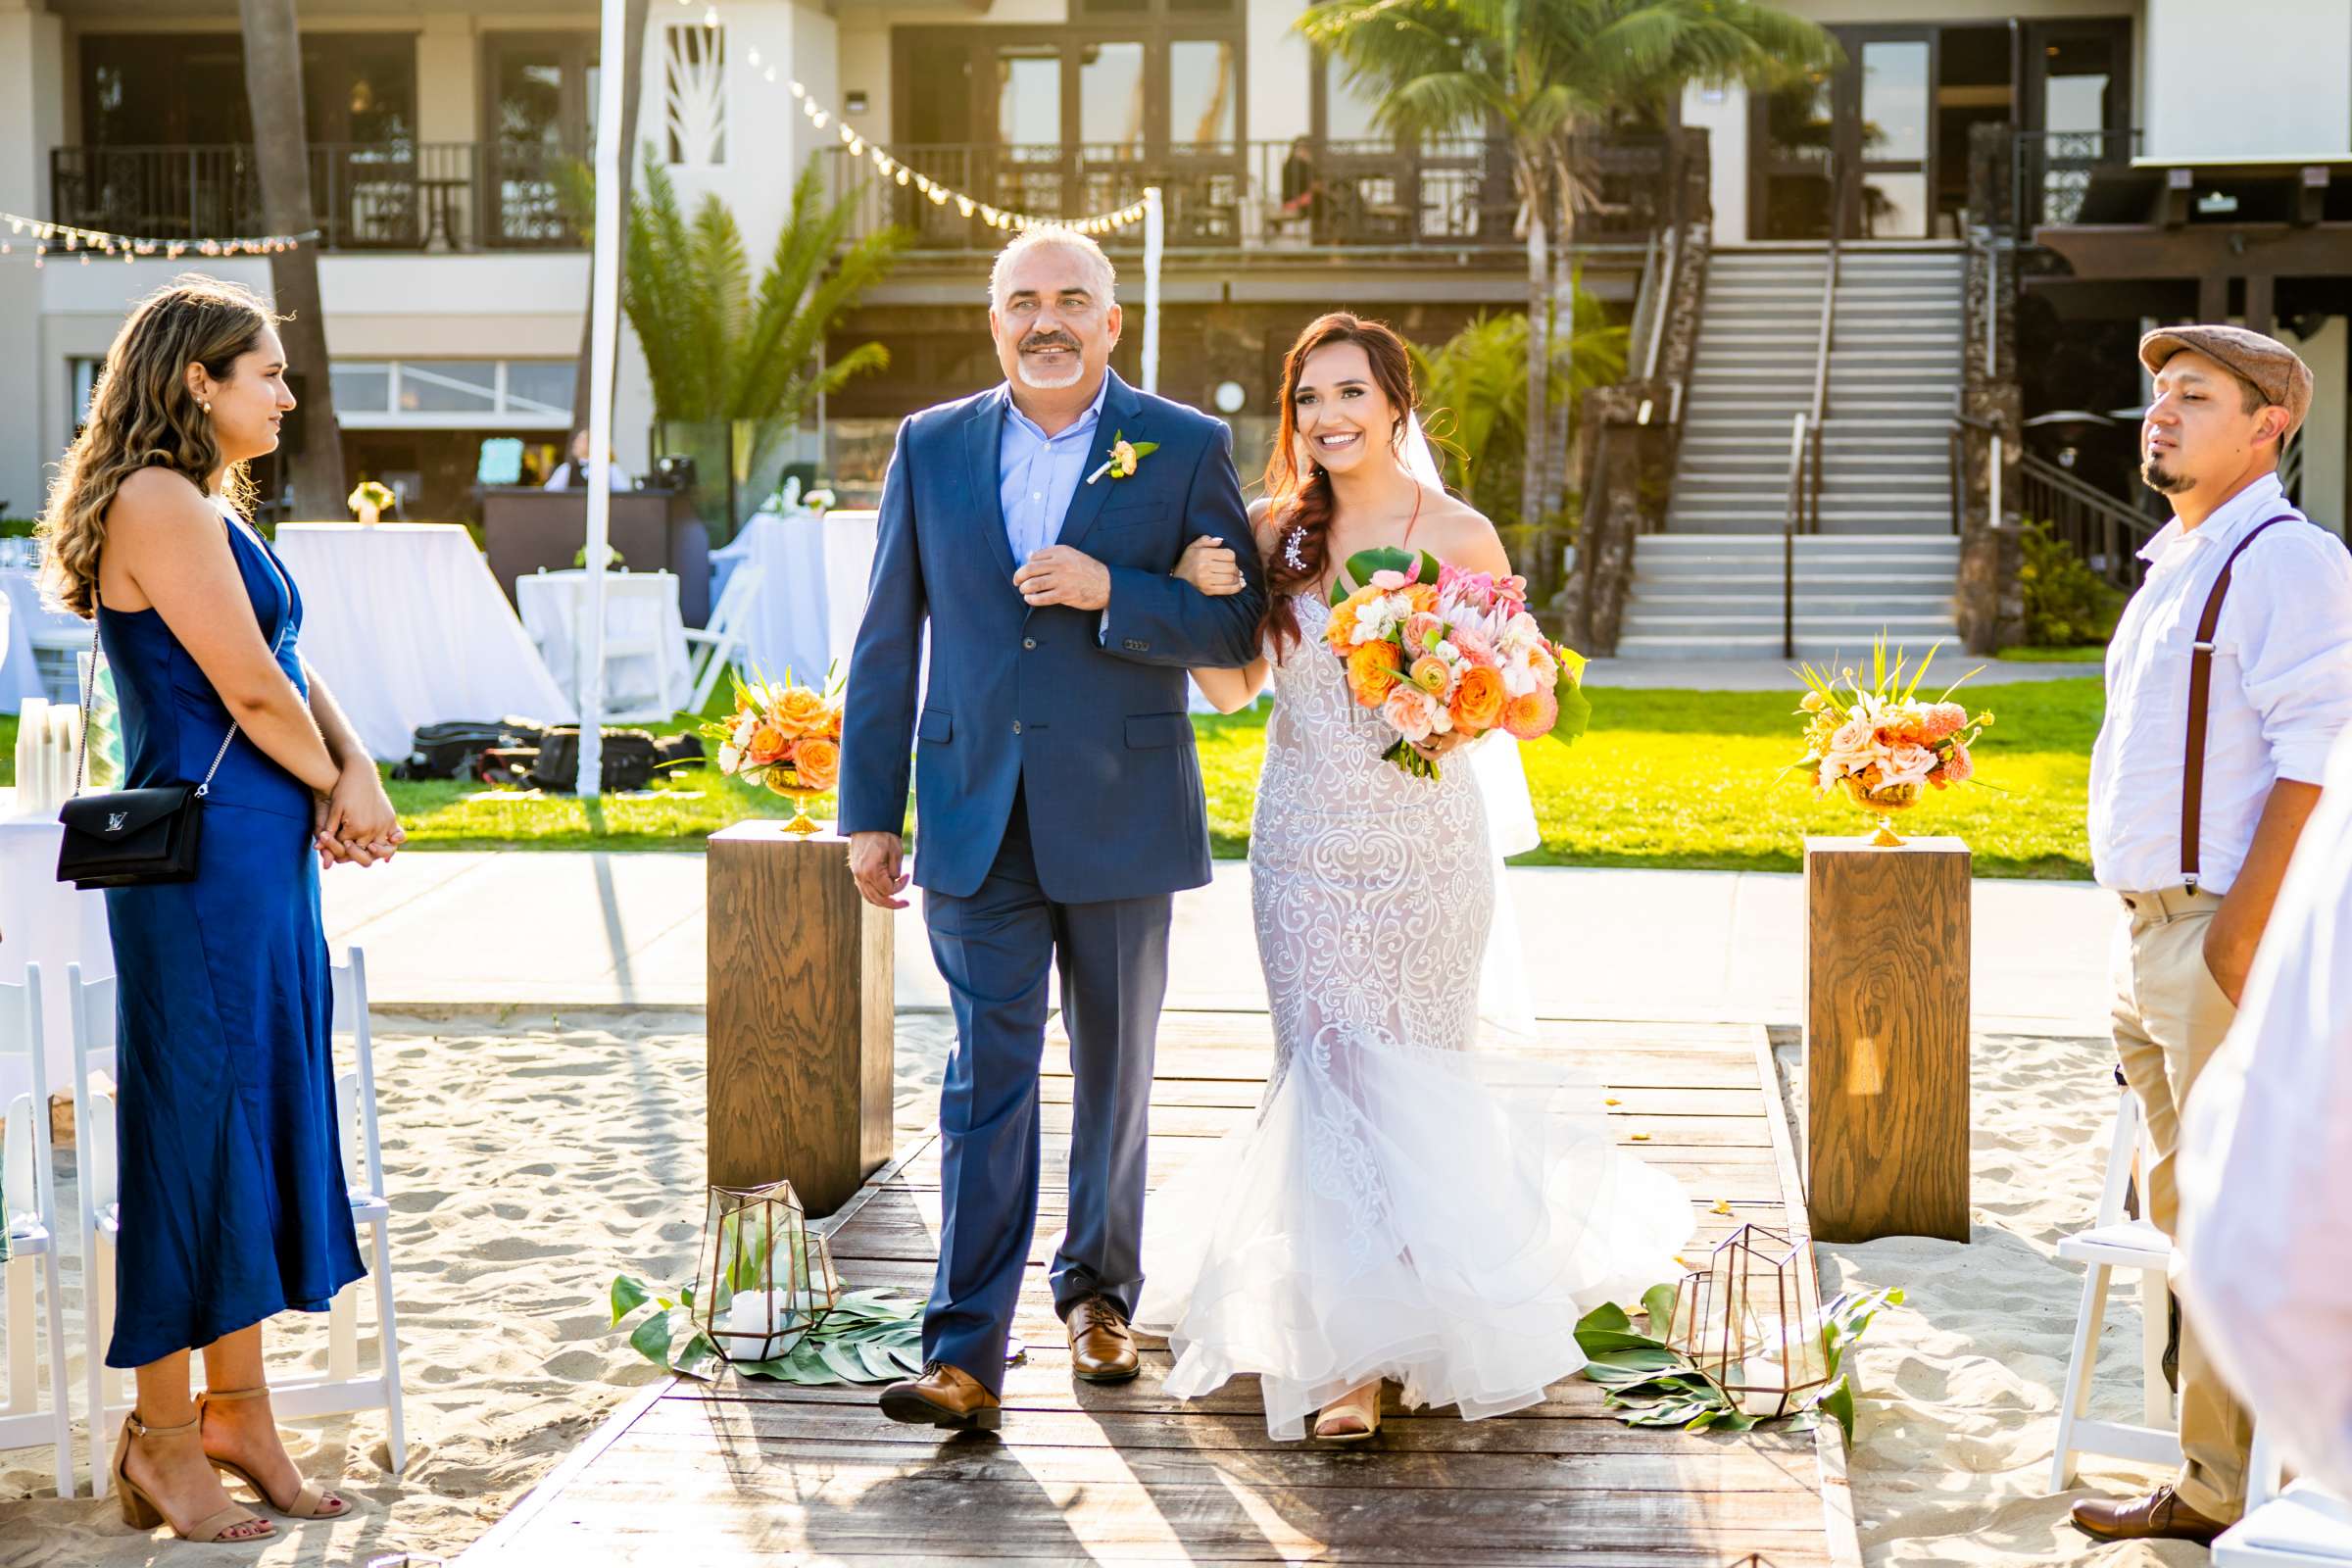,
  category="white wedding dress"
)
[1135,591,1695,1440]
